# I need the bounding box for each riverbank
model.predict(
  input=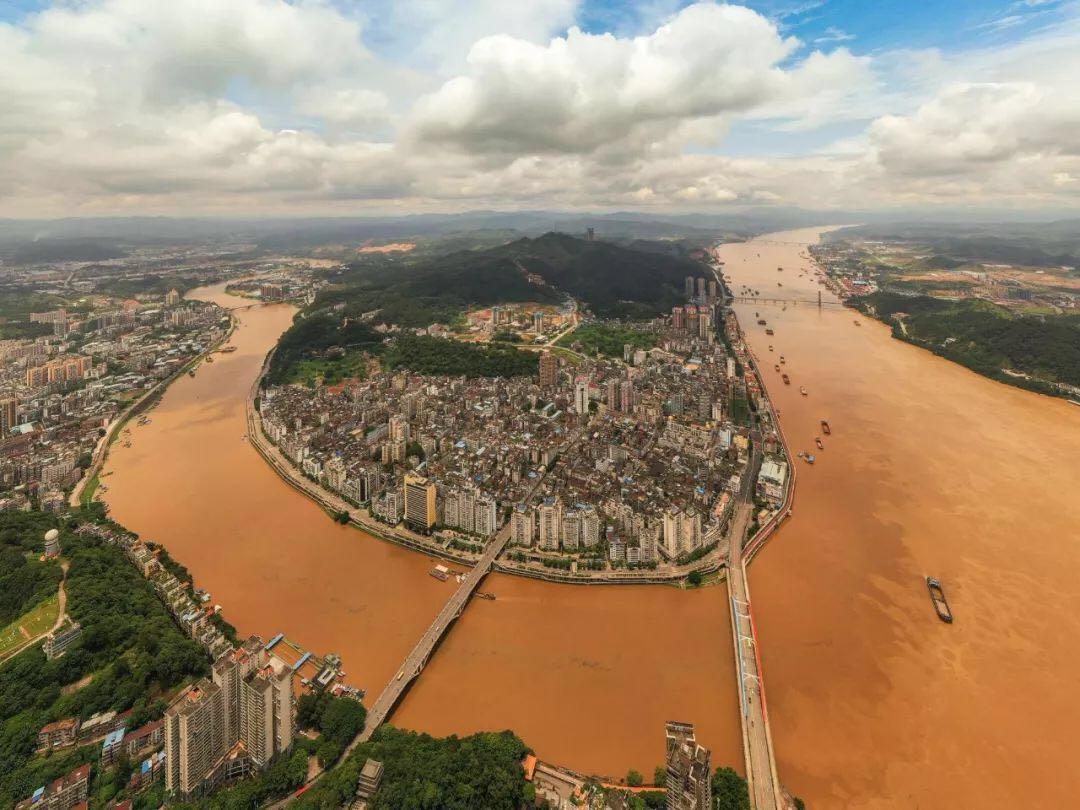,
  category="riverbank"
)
[244,310,797,588]
[723,227,1080,809]
[70,308,238,507]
